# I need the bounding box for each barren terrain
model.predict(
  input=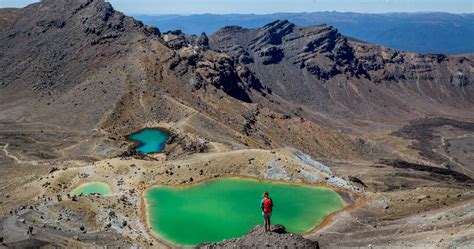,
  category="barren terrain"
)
[0,0,473,248]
